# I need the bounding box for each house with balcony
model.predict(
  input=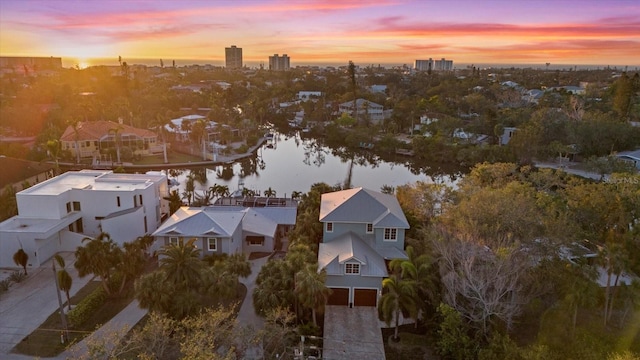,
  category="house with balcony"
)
[151,204,297,256]
[60,120,162,159]
[0,170,169,270]
[317,187,409,307]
